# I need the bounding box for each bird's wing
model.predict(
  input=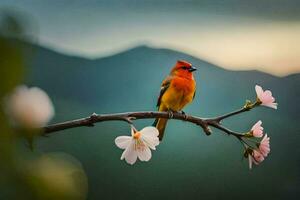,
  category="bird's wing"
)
[156,76,172,108]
